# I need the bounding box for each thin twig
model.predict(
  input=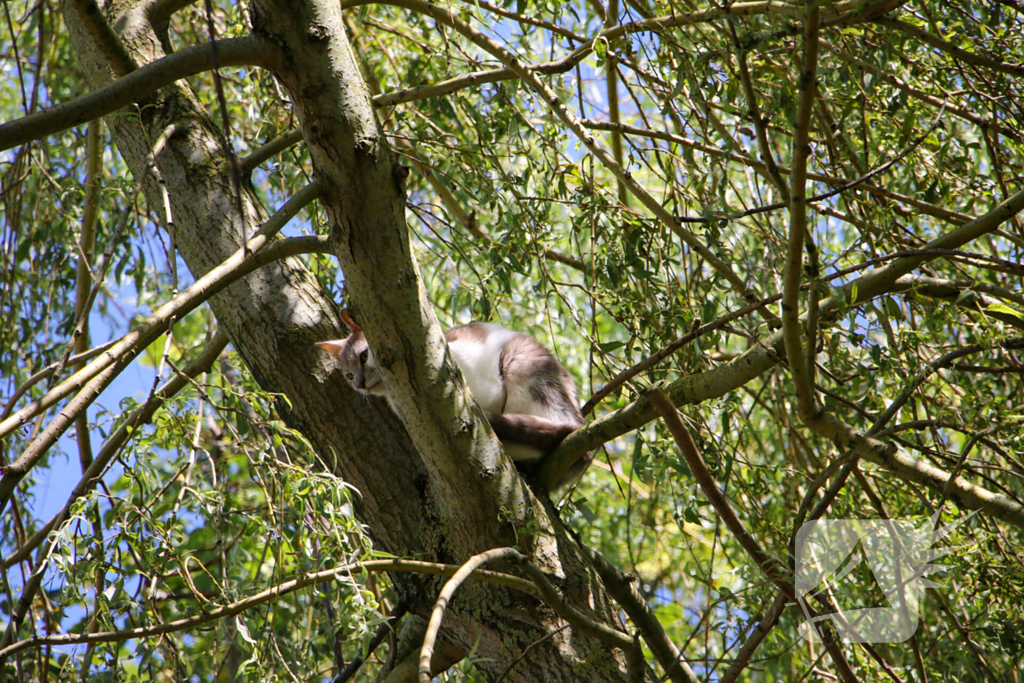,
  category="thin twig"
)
[202,0,247,252]
[874,15,1024,78]
[493,625,570,683]
[336,602,407,683]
